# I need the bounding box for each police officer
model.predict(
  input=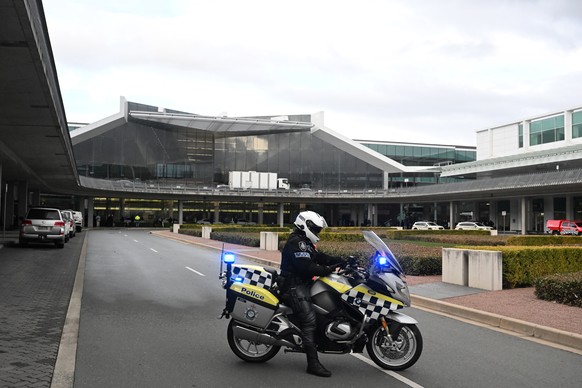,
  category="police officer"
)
[280,211,344,377]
